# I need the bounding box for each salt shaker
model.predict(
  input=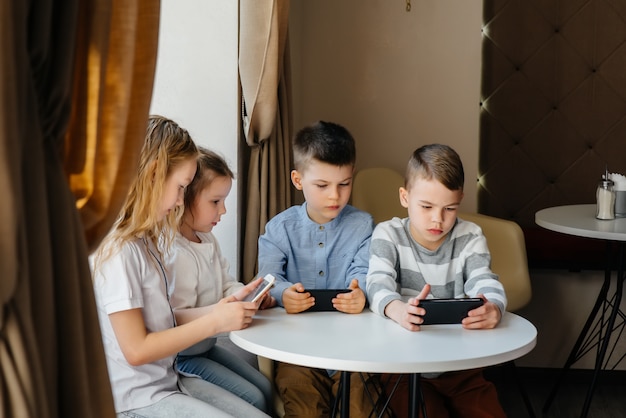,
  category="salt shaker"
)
[596,170,615,220]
